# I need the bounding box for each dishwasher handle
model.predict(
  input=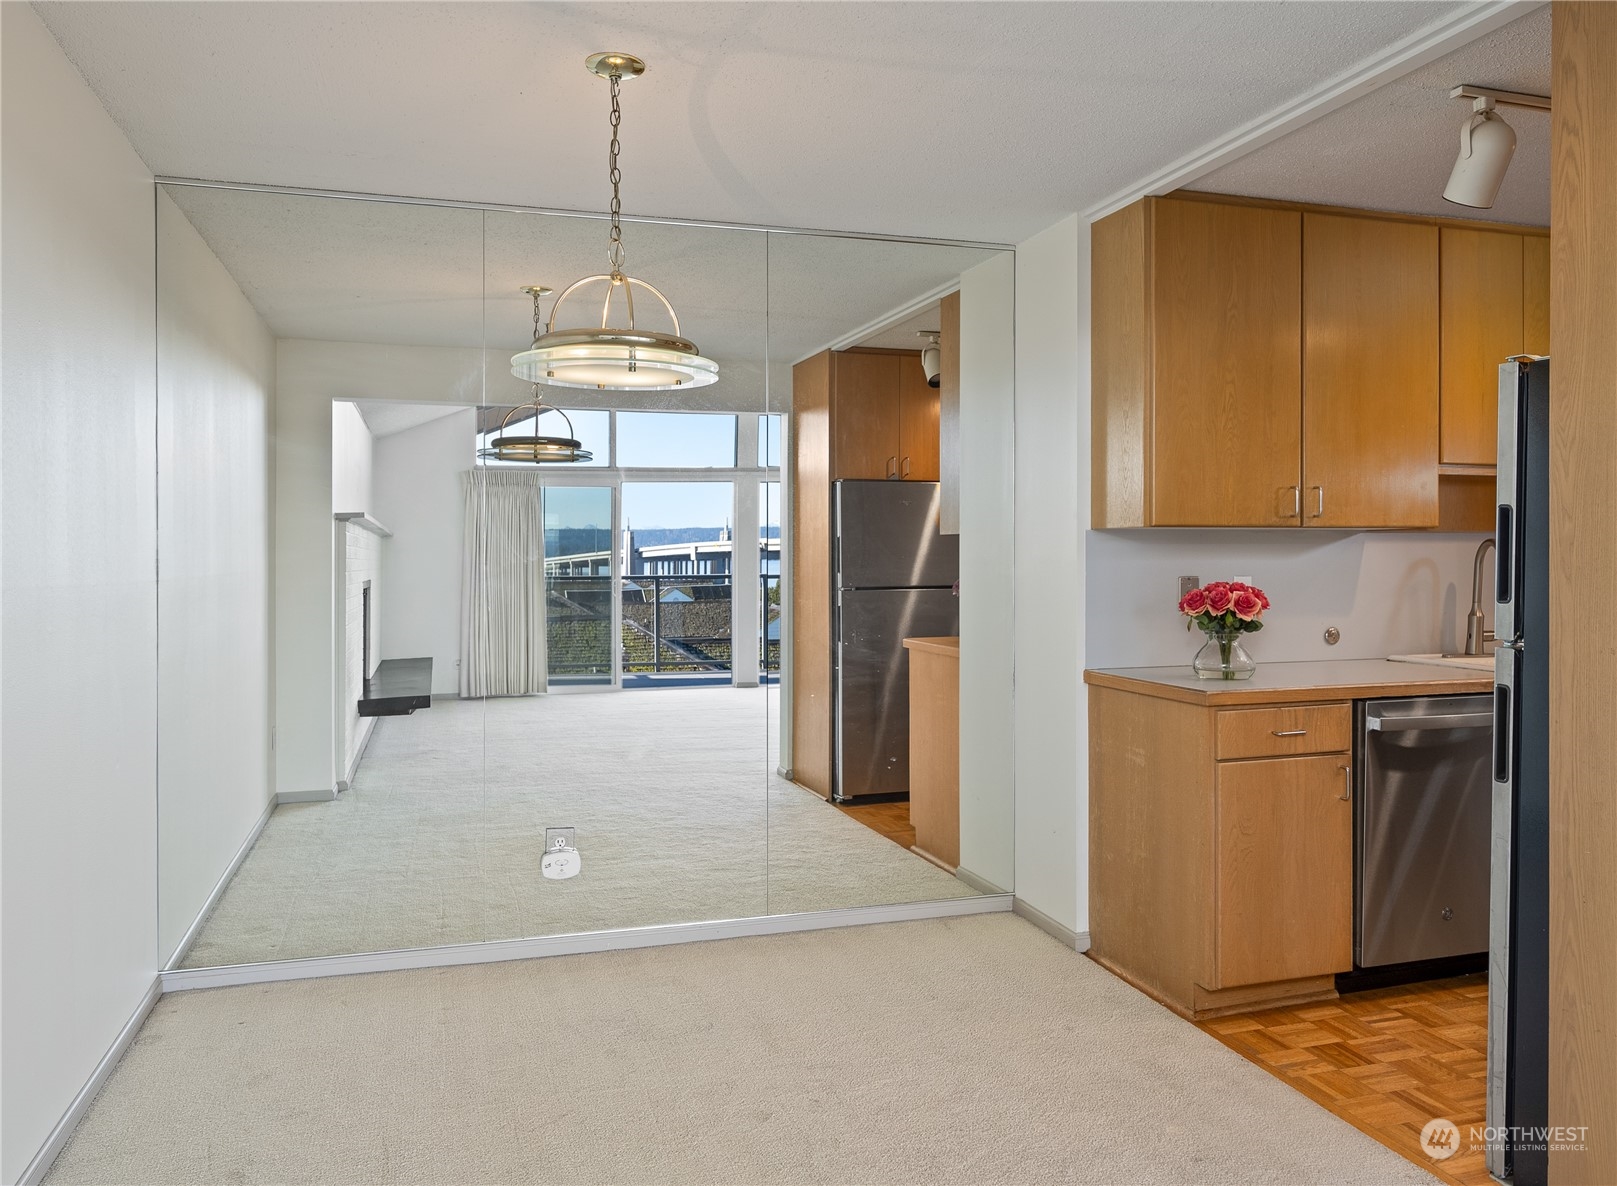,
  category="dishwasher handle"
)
[1365,710,1494,732]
